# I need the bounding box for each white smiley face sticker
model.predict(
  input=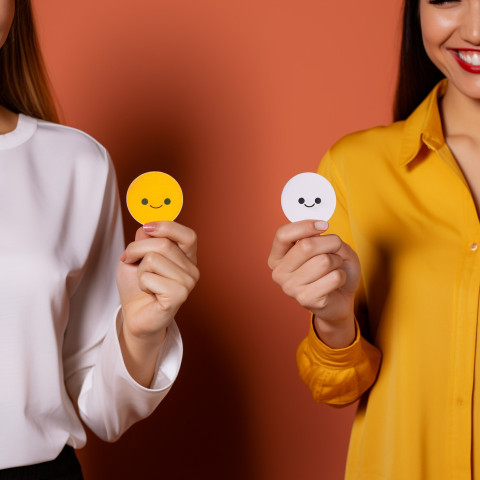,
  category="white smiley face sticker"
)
[281,172,336,222]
